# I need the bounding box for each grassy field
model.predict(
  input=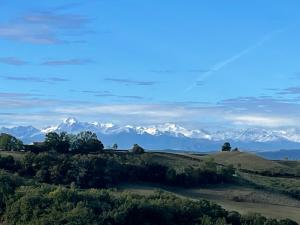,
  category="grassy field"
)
[119,183,300,223]
[0,150,25,159]
[189,151,297,174]
[141,152,205,169]
[239,172,300,196]
[118,151,300,223]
